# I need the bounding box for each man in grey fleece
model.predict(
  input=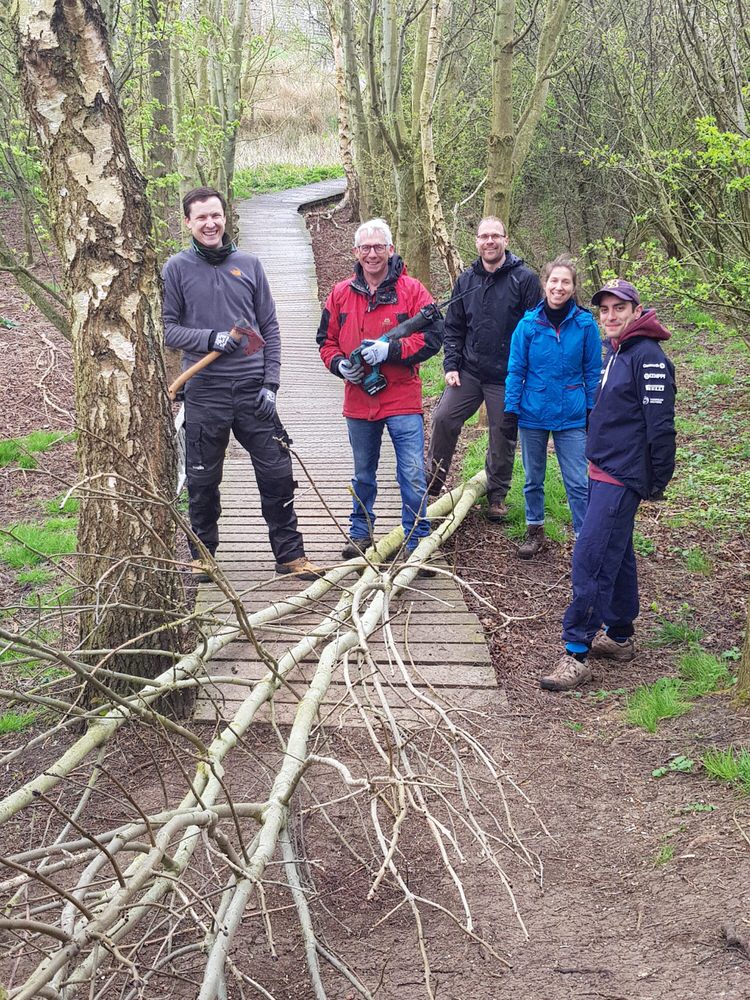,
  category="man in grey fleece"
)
[163,186,318,581]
